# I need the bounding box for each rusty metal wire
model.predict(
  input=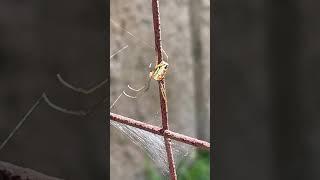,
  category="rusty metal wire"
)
[150,0,177,179]
[110,113,210,150]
